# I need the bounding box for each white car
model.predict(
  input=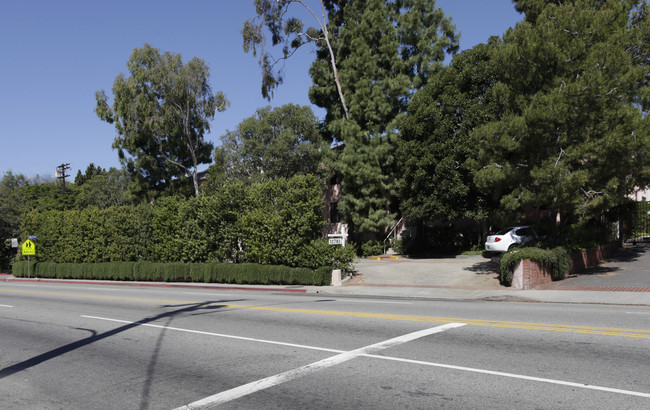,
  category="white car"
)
[484,226,537,253]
